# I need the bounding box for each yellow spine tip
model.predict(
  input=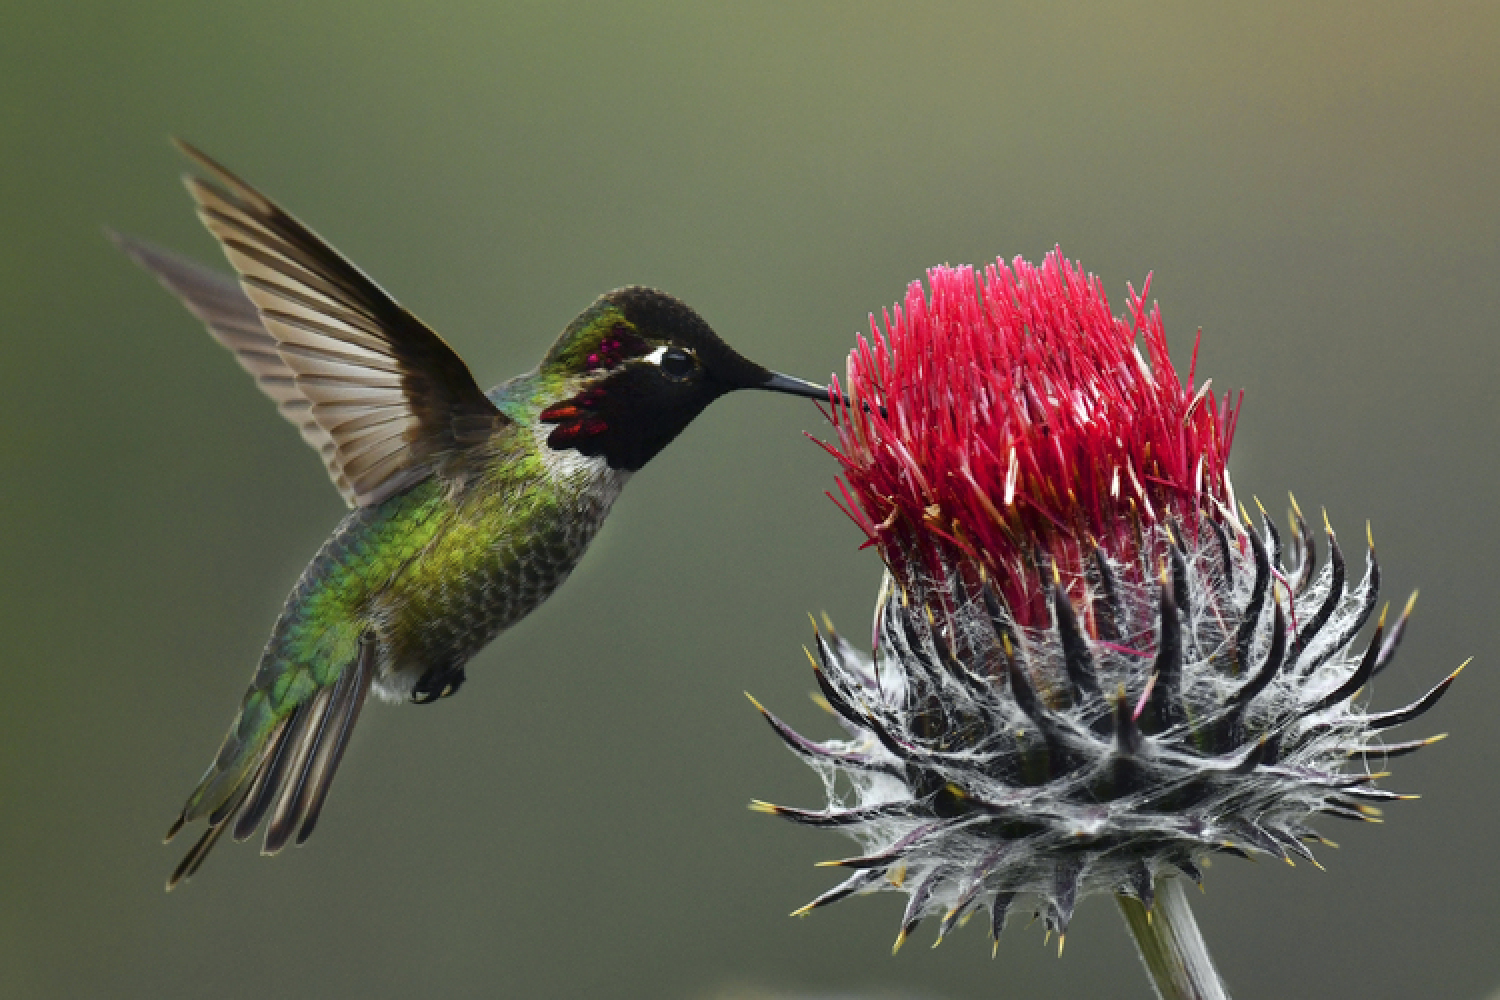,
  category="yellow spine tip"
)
[743,691,766,713]
[748,800,777,814]
[891,930,908,955]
